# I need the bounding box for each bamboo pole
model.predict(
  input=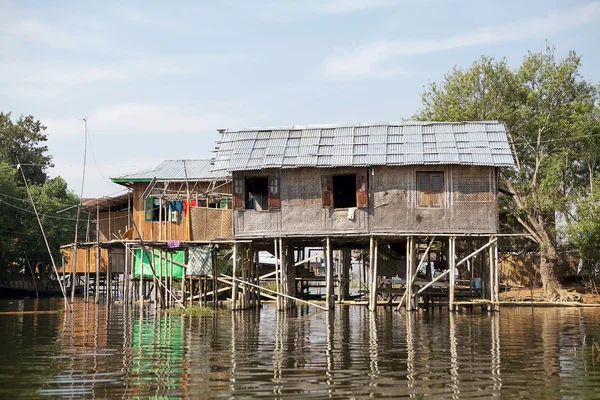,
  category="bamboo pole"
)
[368,236,374,311]
[449,237,456,311]
[224,274,327,311]
[325,237,333,311]
[95,200,100,303]
[274,238,281,311]
[232,242,238,310]
[16,158,70,311]
[279,238,285,310]
[85,212,90,302]
[369,237,379,312]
